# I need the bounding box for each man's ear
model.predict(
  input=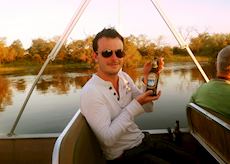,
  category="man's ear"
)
[93,52,98,62]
